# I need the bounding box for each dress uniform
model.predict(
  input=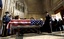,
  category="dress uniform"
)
[2,12,11,36]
